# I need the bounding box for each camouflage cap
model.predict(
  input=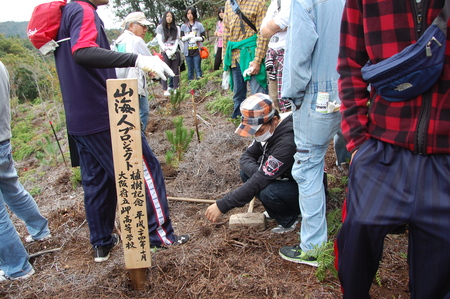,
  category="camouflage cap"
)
[235,93,275,137]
